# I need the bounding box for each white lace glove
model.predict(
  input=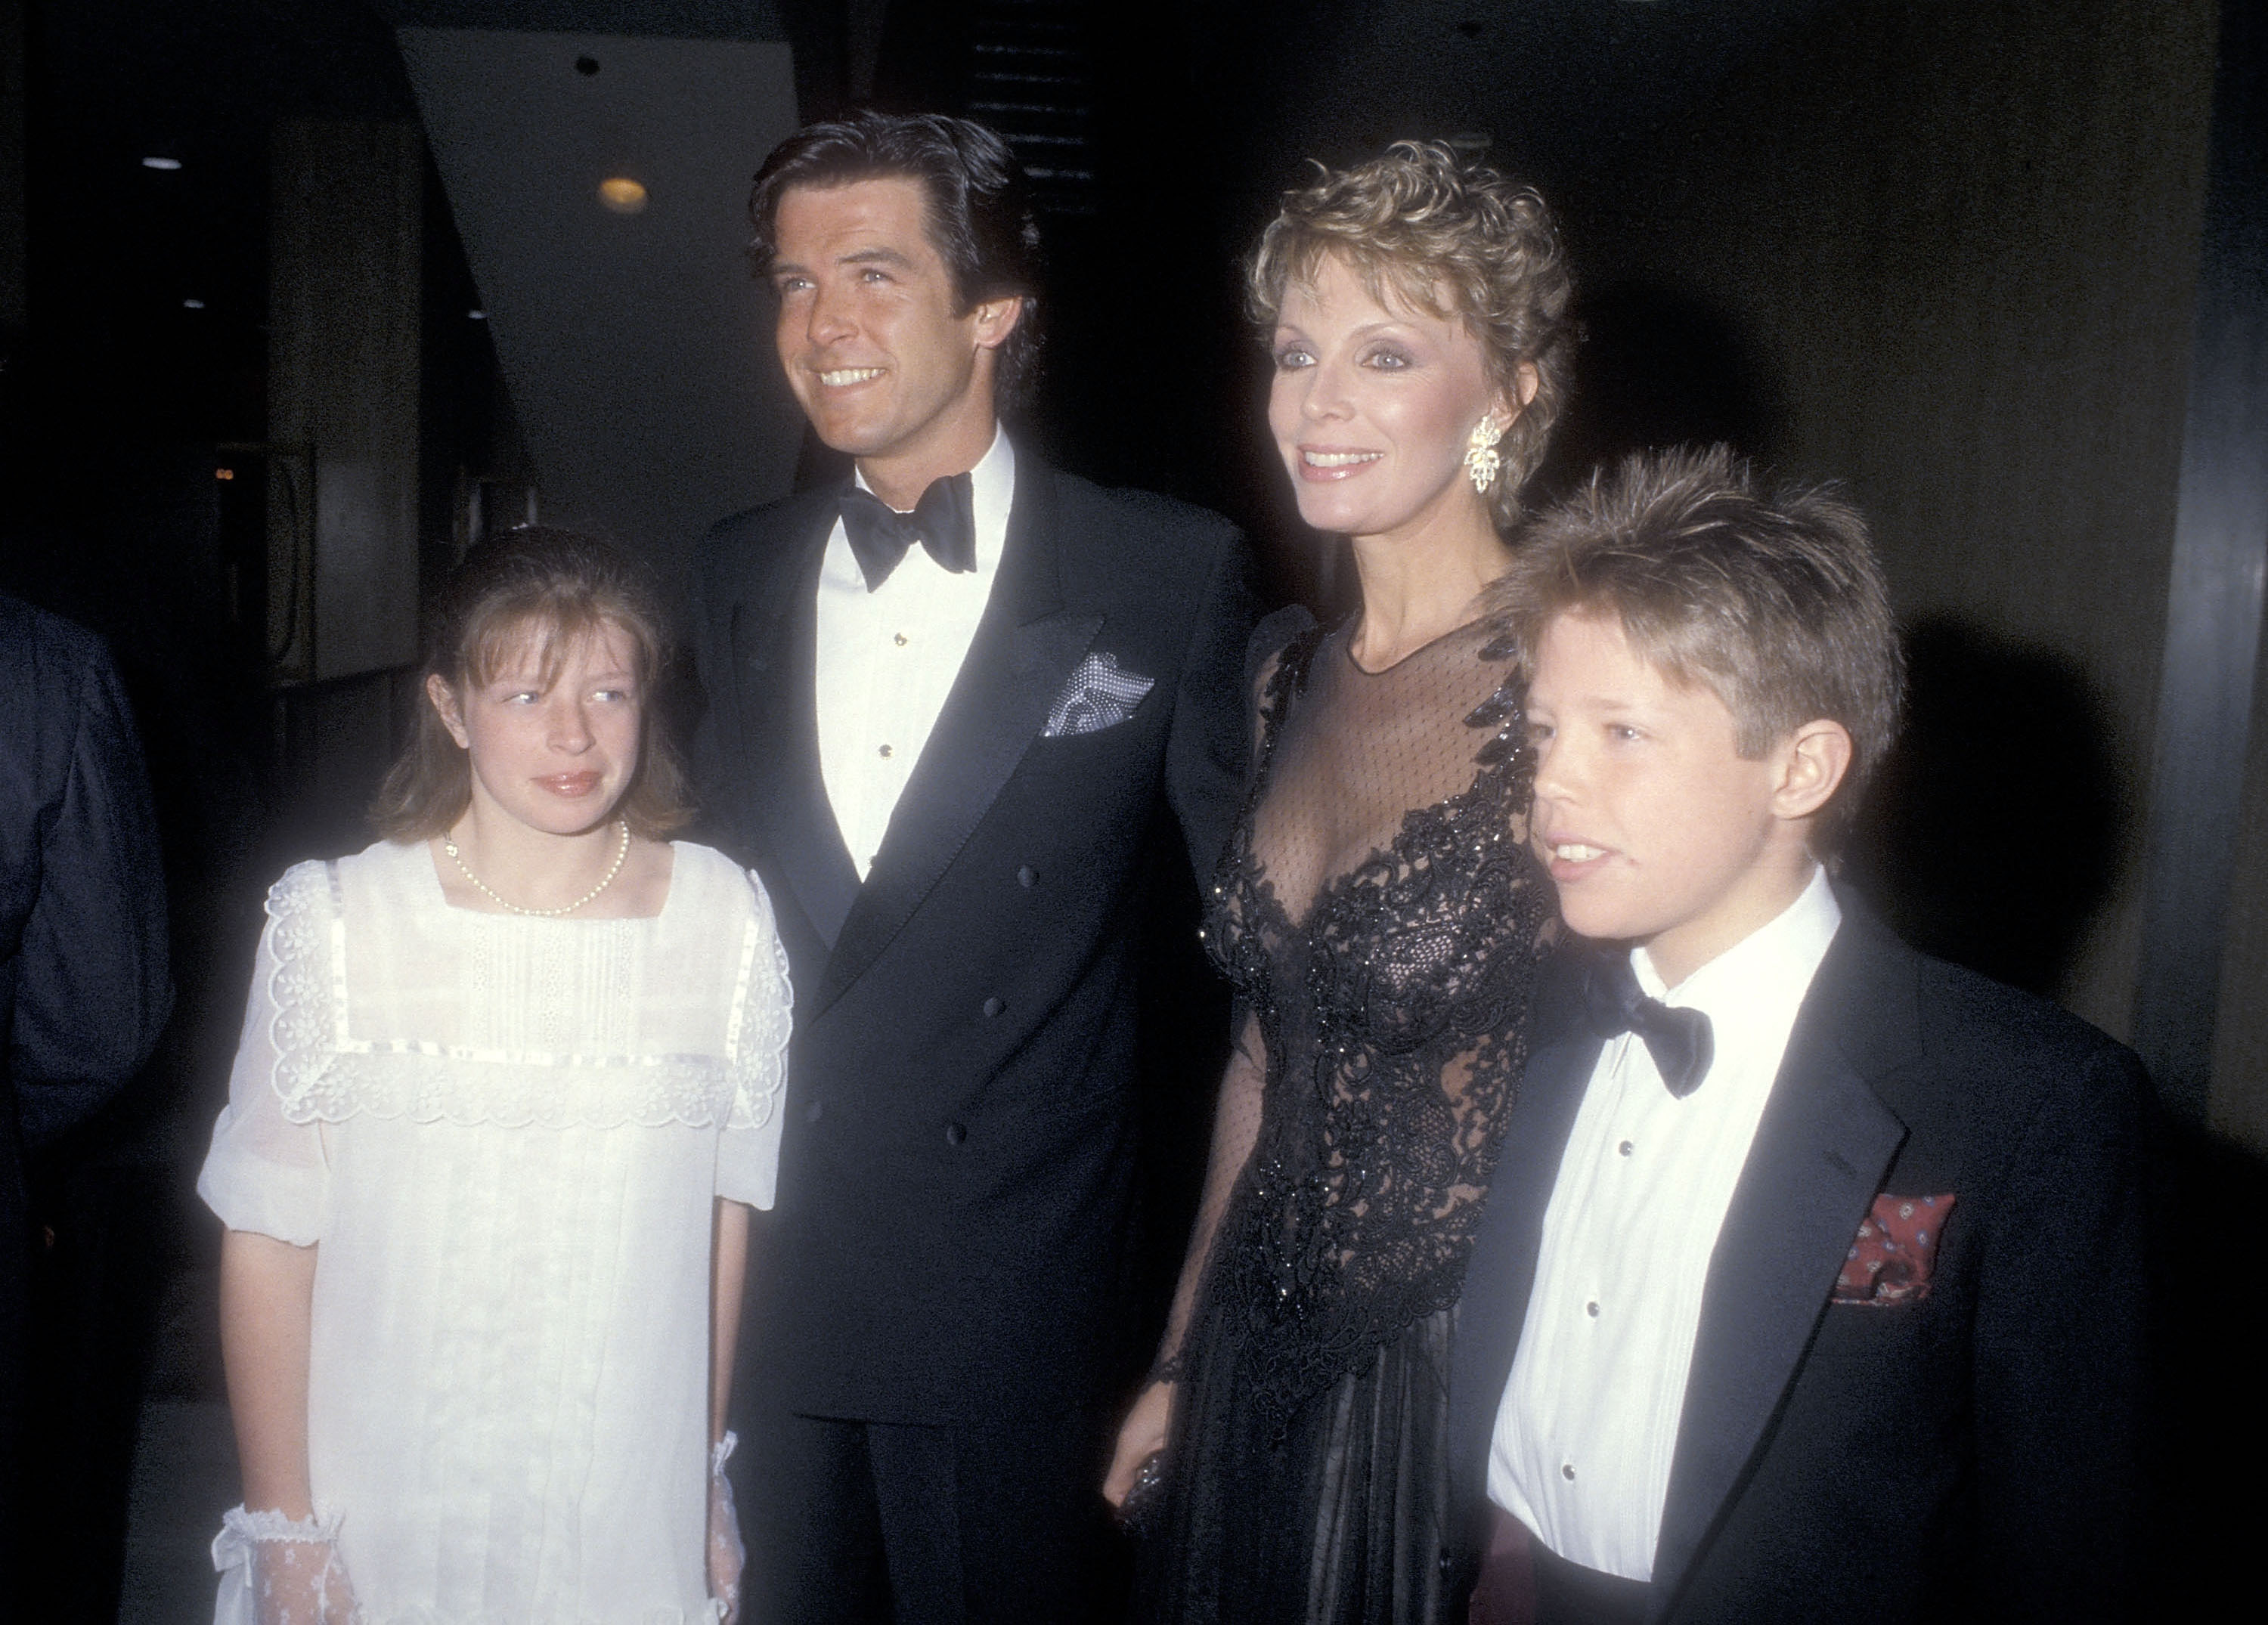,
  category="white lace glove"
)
[707,1432,745,1624]
[212,1505,359,1625]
